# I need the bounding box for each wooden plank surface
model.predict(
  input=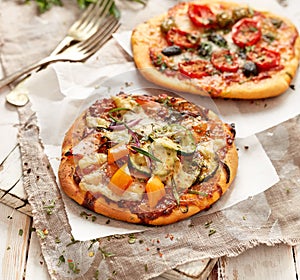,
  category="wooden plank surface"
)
[217,244,297,279]
[0,203,31,280]
[25,232,51,280]
[0,144,32,216]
